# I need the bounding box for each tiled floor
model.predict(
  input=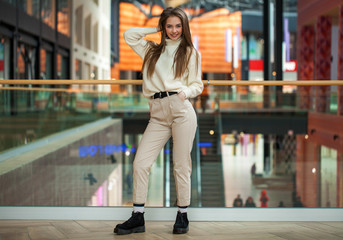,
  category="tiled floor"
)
[0,220,342,240]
